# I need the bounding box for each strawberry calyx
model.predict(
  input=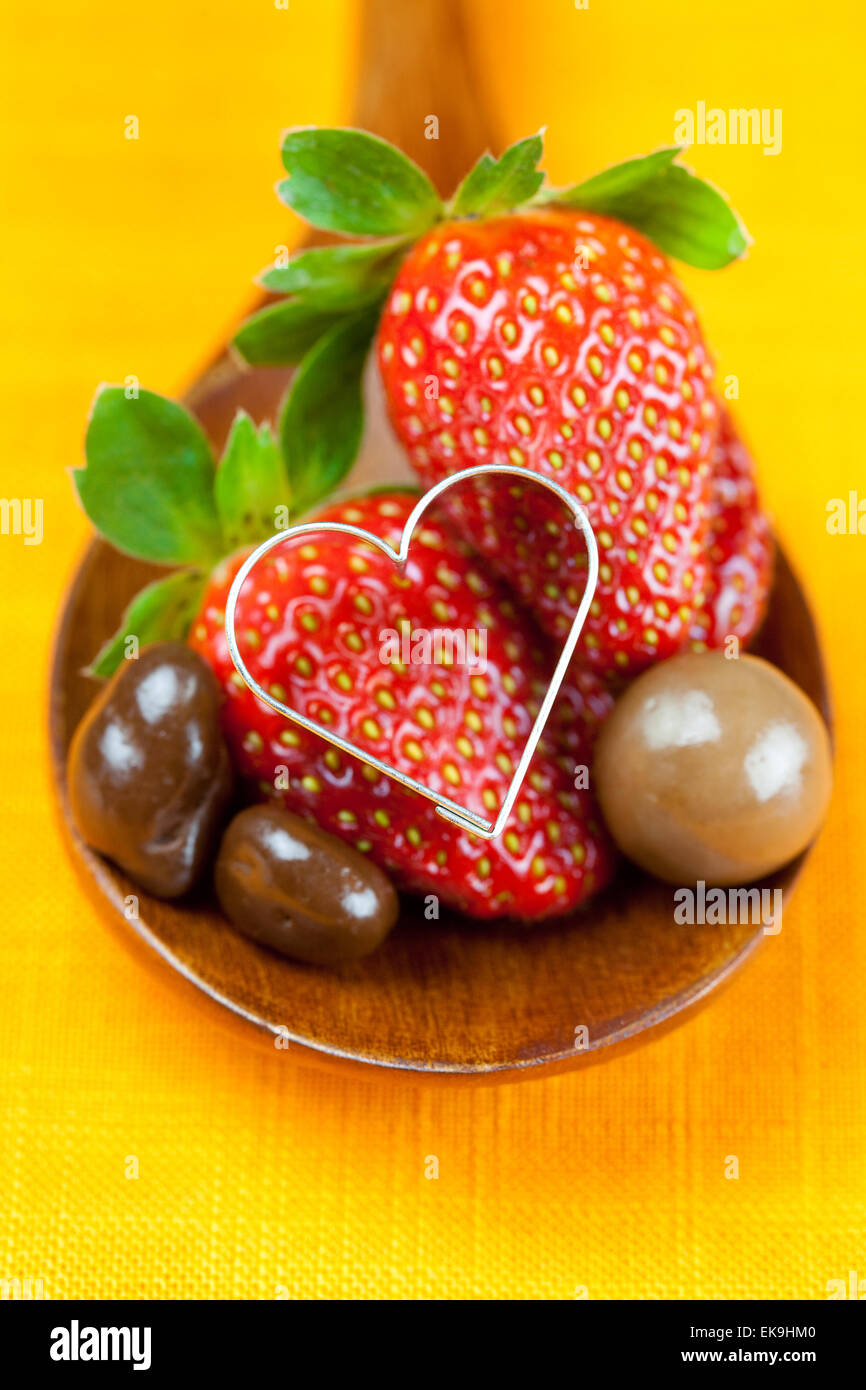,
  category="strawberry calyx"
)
[72,384,374,678]
[72,381,433,680]
[447,132,546,218]
[233,126,748,505]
